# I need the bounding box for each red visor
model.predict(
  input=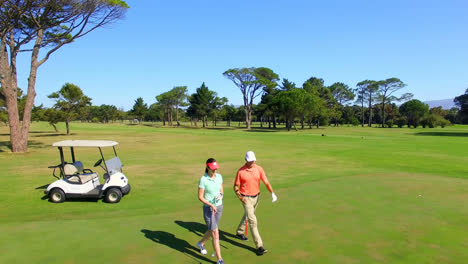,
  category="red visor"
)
[206,161,220,170]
